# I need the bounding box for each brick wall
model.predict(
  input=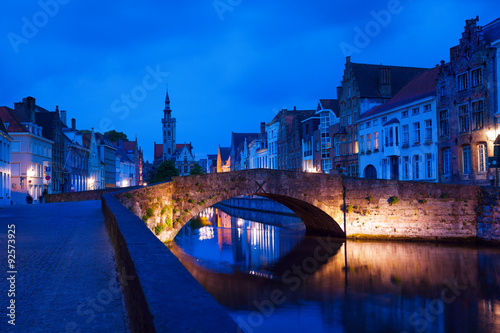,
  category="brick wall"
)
[343,177,482,241]
[45,187,140,203]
